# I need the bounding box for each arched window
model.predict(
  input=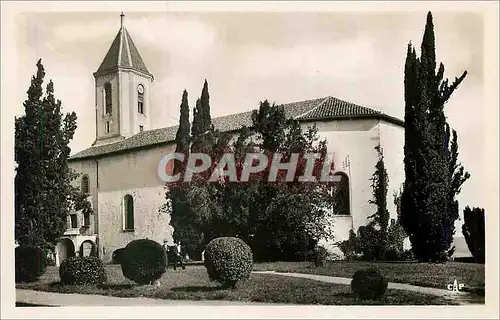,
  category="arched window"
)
[137,84,144,114]
[332,172,350,215]
[81,175,89,195]
[104,82,112,115]
[124,194,134,230]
